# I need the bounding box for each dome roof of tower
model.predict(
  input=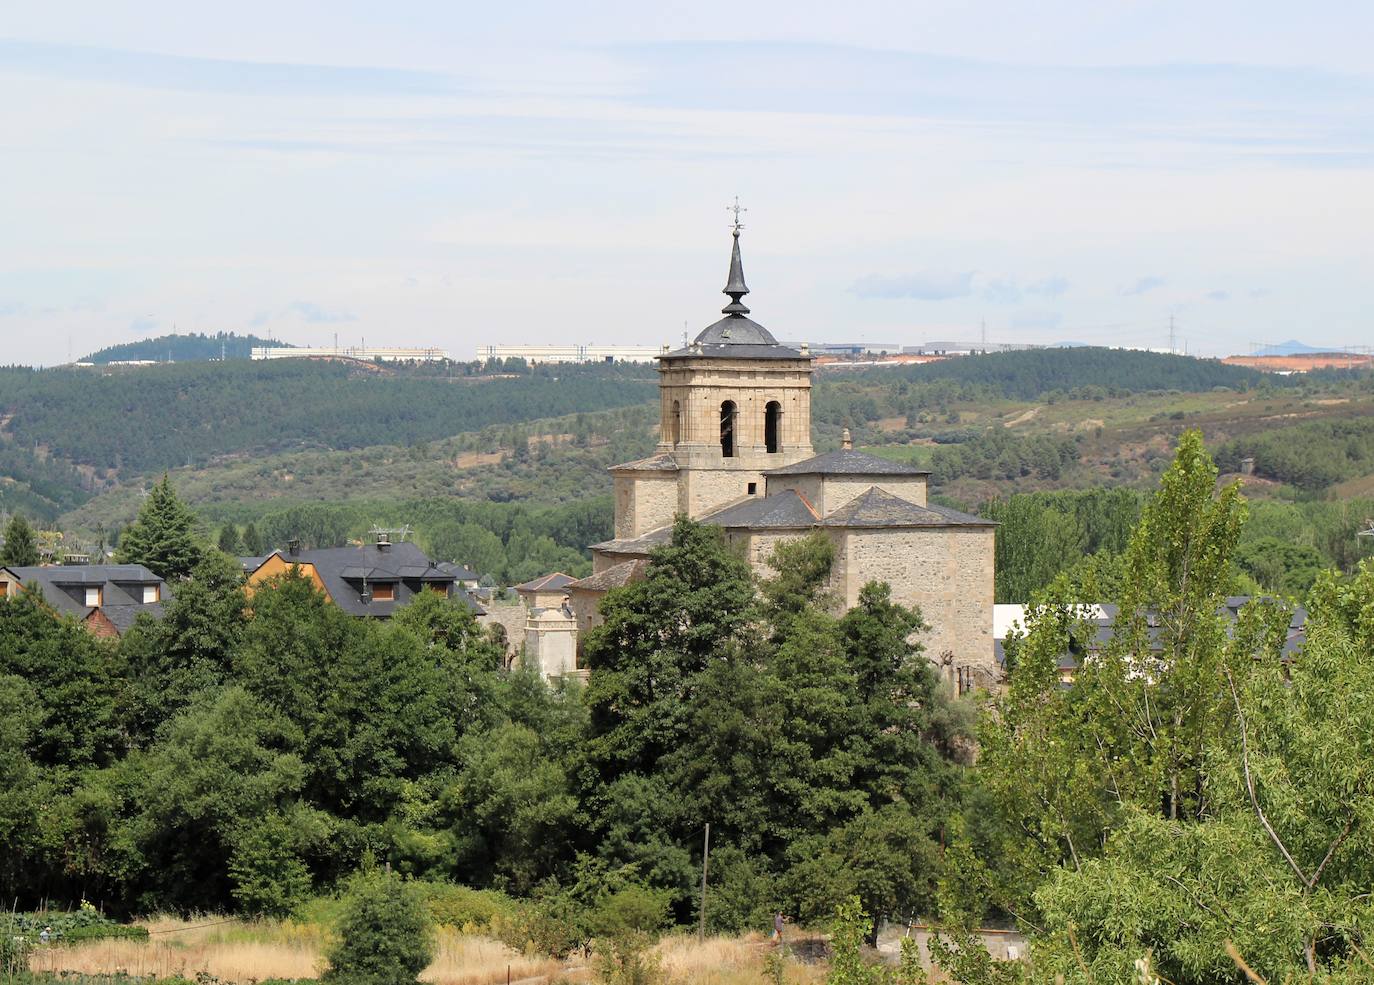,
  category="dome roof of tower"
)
[695,315,778,346]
